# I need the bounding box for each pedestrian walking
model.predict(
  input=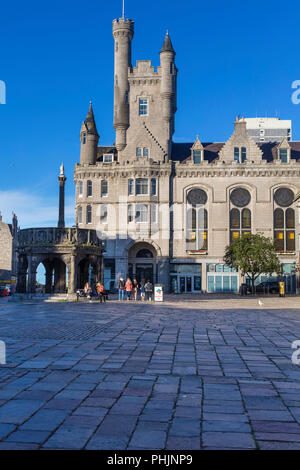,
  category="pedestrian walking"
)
[145,280,153,301]
[118,277,125,301]
[132,279,140,301]
[125,278,133,301]
[140,280,146,302]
